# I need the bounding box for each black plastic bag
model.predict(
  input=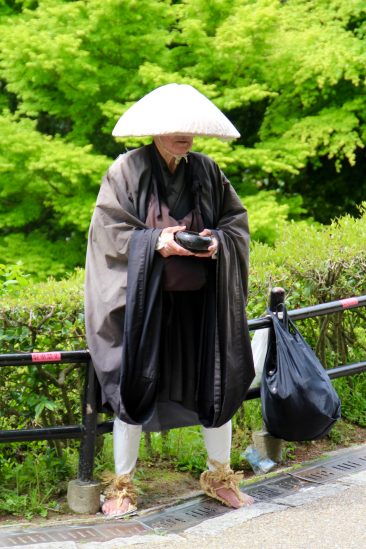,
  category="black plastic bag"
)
[261,306,341,441]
